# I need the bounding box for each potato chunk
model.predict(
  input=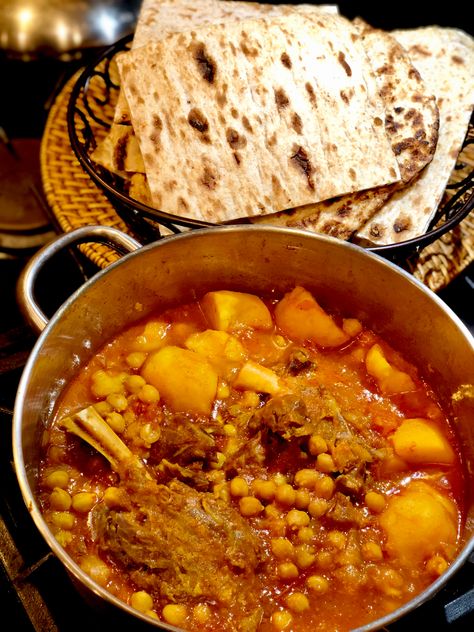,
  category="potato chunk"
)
[274,286,349,348]
[141,346,217,415]
[233,361,283,395]
[185,329,247,378]
[392,418,455,465]
[201,290,273,332]
[380,481,458,565]
[365,344,415,394]
[130,320,168,352]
